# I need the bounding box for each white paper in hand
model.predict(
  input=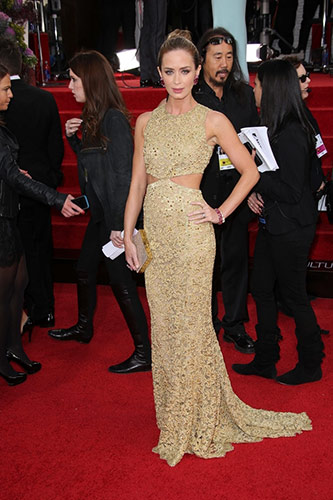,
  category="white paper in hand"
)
[102,229,138,260]
[239,126,279,173]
